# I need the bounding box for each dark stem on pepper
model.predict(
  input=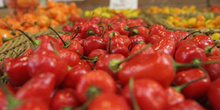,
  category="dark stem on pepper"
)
[71,26,80,40]
[182,30,201,40]
[48,26,68,47]
[15,29,39,49]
